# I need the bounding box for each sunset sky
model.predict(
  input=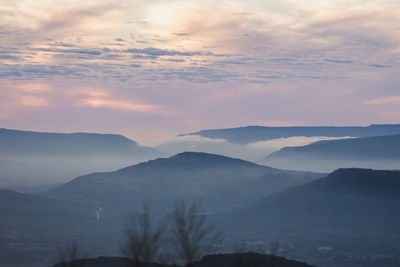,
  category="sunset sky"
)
[0,0,399,145]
